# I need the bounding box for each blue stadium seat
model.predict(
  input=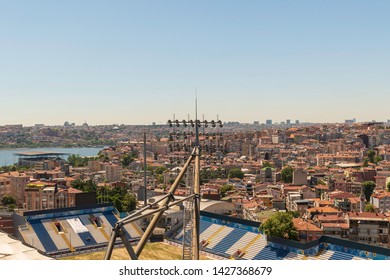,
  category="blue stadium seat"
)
[103,212,131,240]
[29,220,58,252]
[77,232,97,245]
[253,246,289,260]
[103,212,119,227]
[329,251,354,260]
[200,220,213,234]
[212,228,247,255]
